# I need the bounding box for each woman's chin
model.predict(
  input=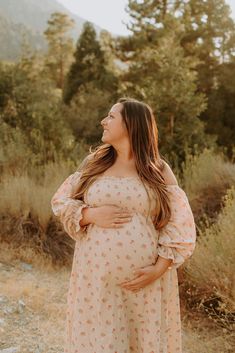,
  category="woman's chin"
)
[101,135,109,143]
